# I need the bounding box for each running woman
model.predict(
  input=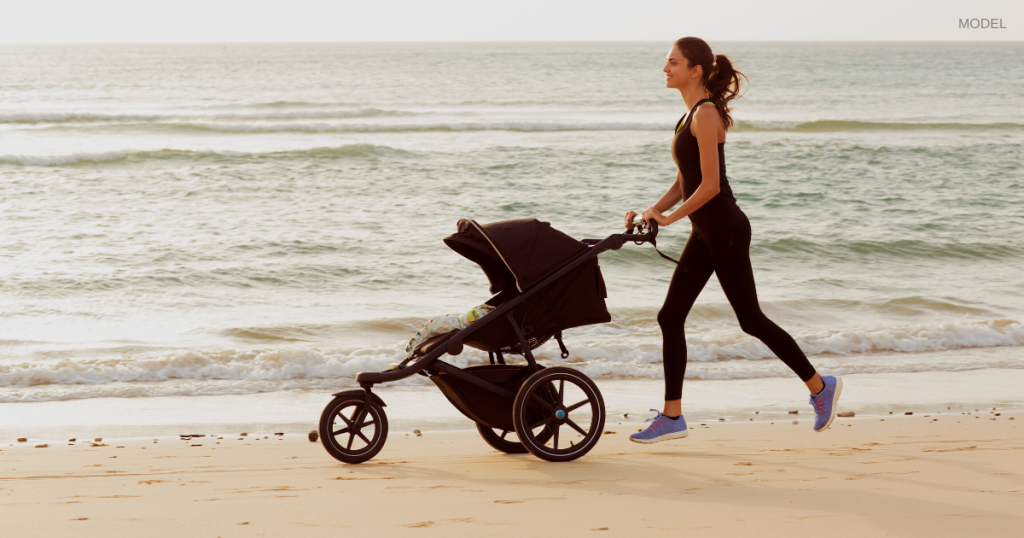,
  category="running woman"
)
[626,37,842,444]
